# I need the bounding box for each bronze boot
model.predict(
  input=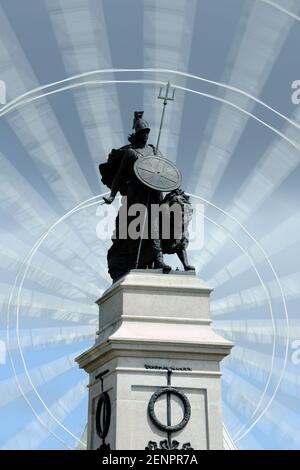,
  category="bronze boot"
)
[153,250,172,272]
